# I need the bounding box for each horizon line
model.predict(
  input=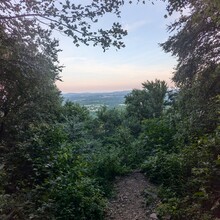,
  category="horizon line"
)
[61,90,132,94]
